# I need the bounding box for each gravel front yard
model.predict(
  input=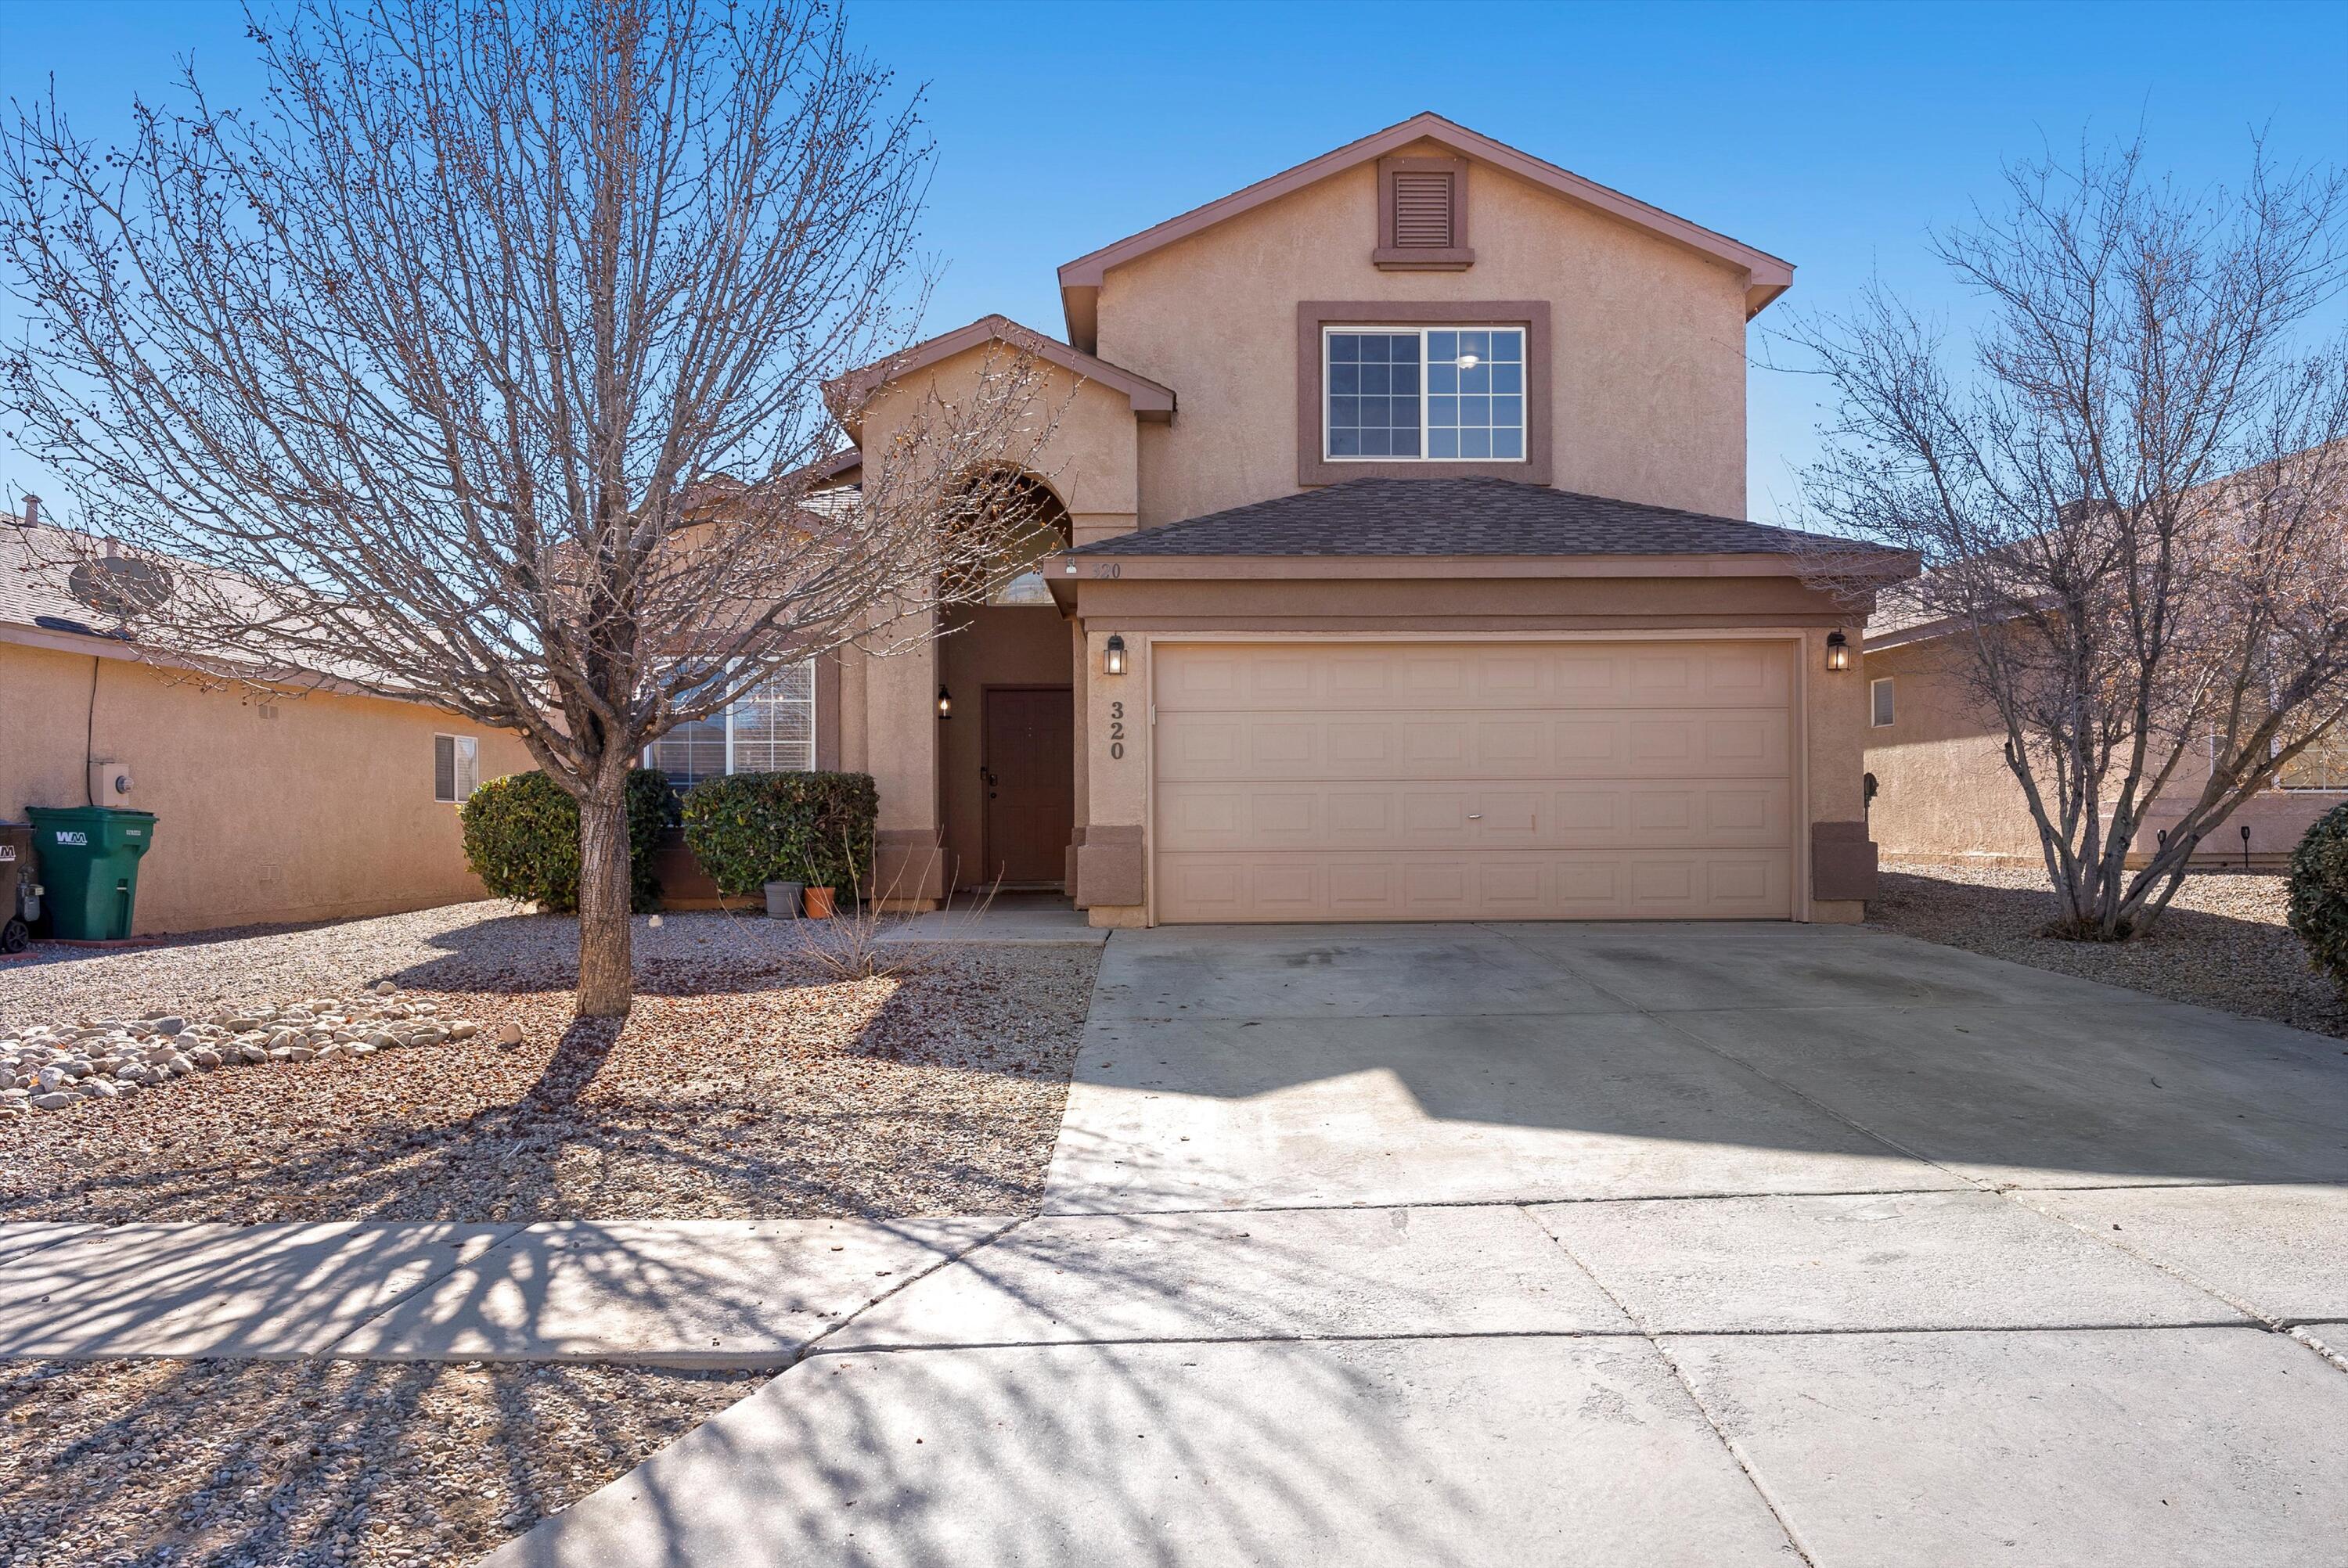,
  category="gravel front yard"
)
[0,903,1100,1223]
[1870,860,2348,1040]
[0,1357,758,1568]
